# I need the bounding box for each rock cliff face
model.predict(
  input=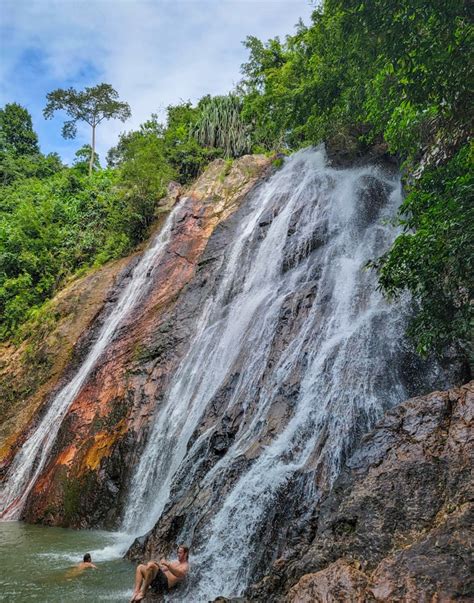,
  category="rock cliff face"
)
[247,382,473,602]
[0,155,271,527]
